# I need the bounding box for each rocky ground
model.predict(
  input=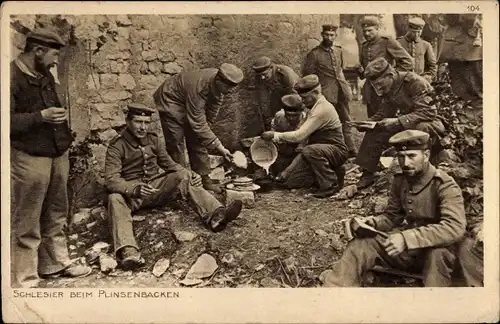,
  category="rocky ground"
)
[37,101,423,289]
